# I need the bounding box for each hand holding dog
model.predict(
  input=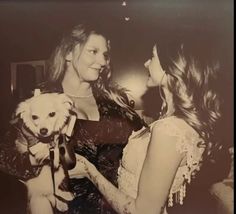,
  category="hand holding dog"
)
[15,122,50,166]
[29,143,50,166]
[69,154,94,179]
